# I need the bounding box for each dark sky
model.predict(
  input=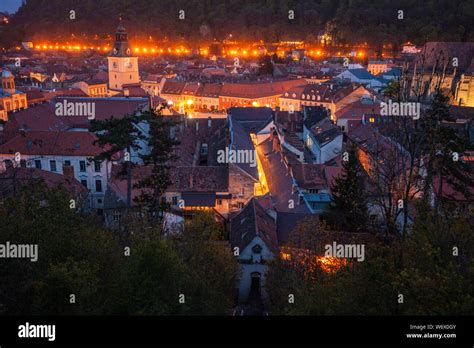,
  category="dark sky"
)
[0,0,22,14]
